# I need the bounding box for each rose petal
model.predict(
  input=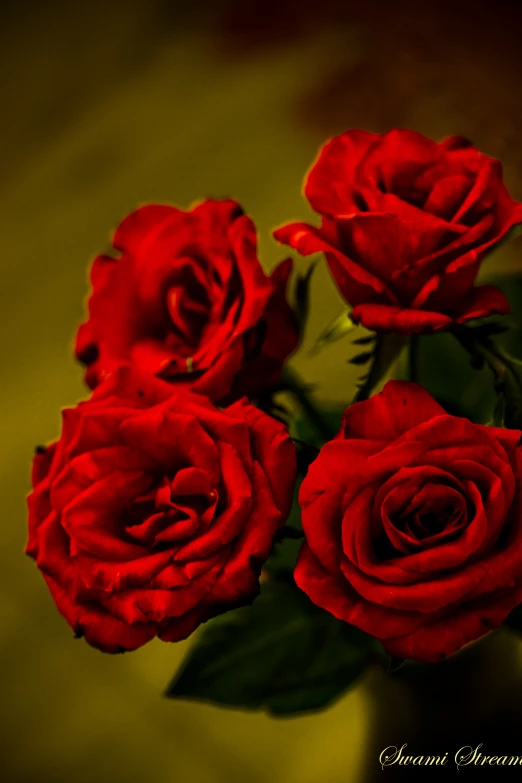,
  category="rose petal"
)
[351,303,452,333]
[340,380,446,441]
